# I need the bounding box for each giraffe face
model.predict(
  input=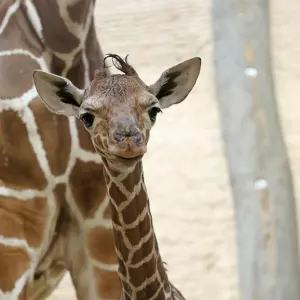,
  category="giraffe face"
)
[33,54,201,169]
[79,73,161,165]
